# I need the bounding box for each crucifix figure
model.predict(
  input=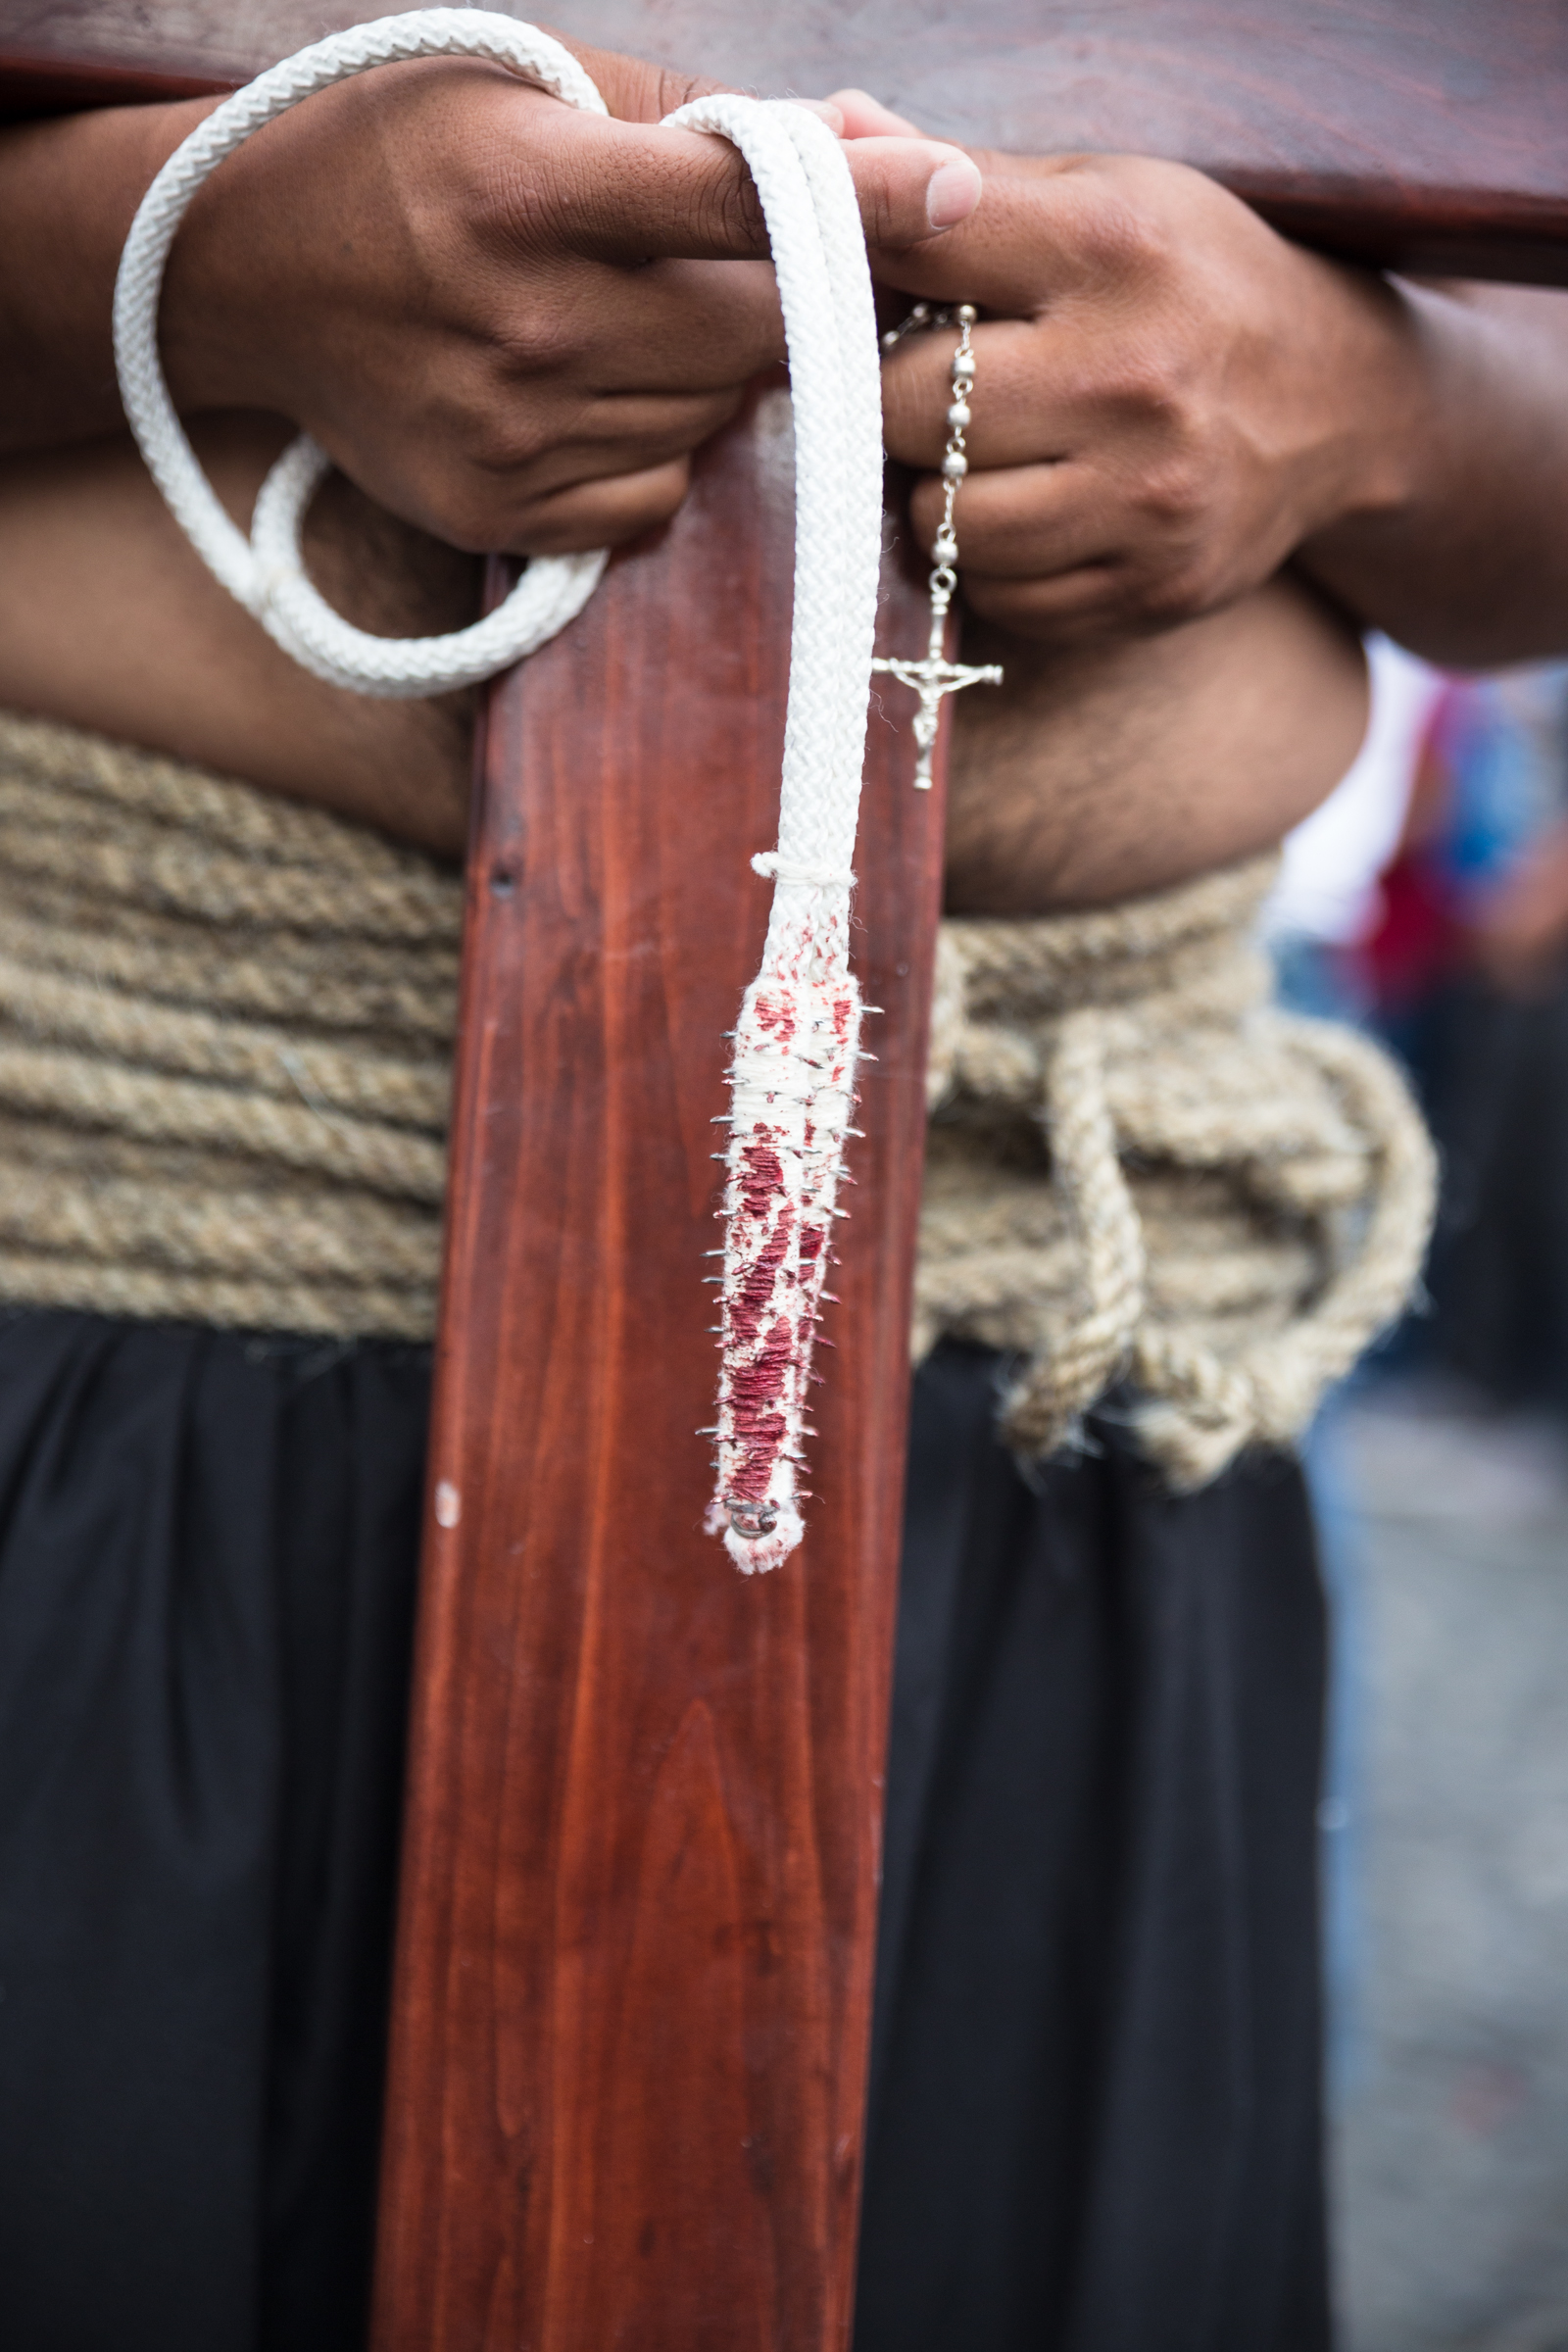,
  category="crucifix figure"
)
[871,303,1003,785]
